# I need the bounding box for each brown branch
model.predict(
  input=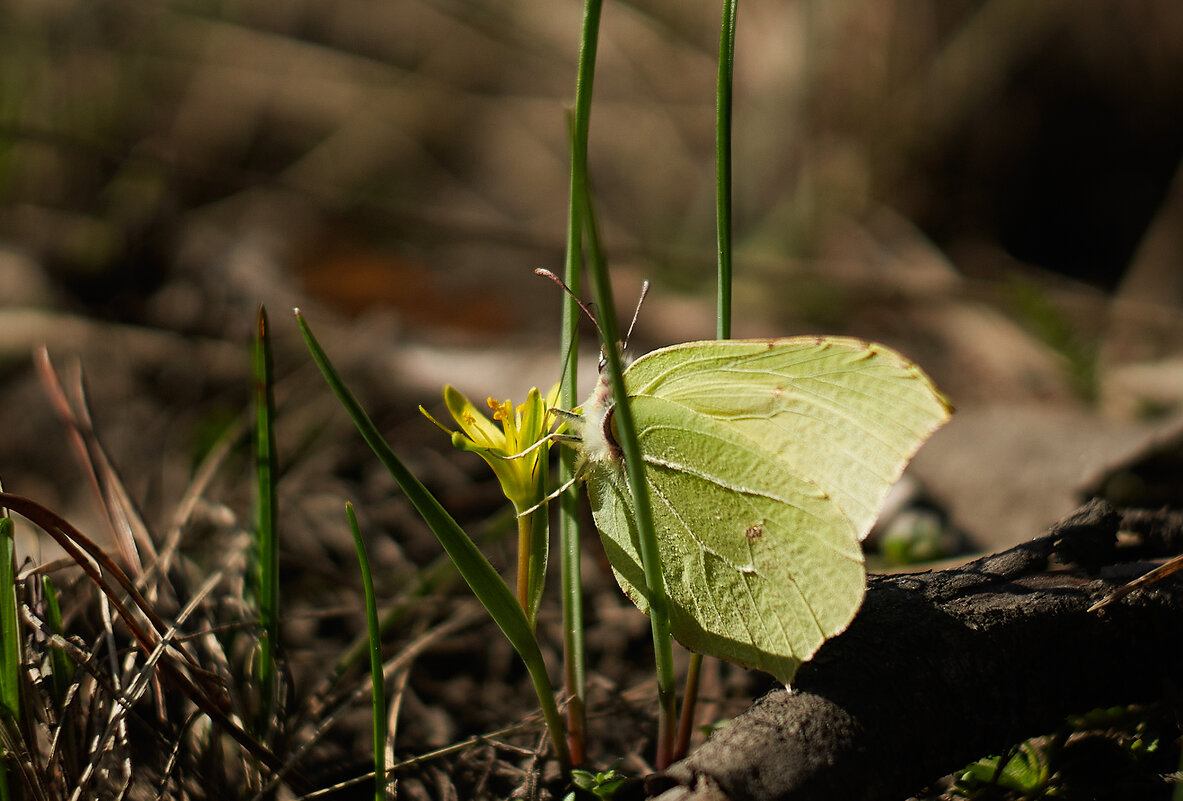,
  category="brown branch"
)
[647,499,1183,801]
